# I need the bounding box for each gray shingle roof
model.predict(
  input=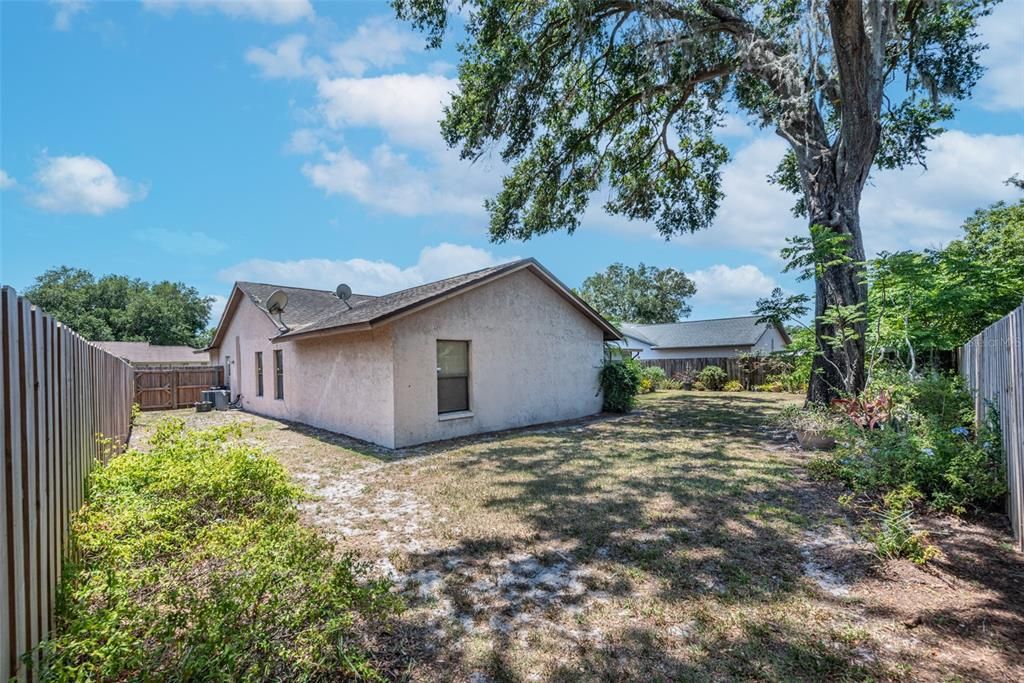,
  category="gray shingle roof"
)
[235,282,380,333]
[619,316,785,349]
[212,258,620,346]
